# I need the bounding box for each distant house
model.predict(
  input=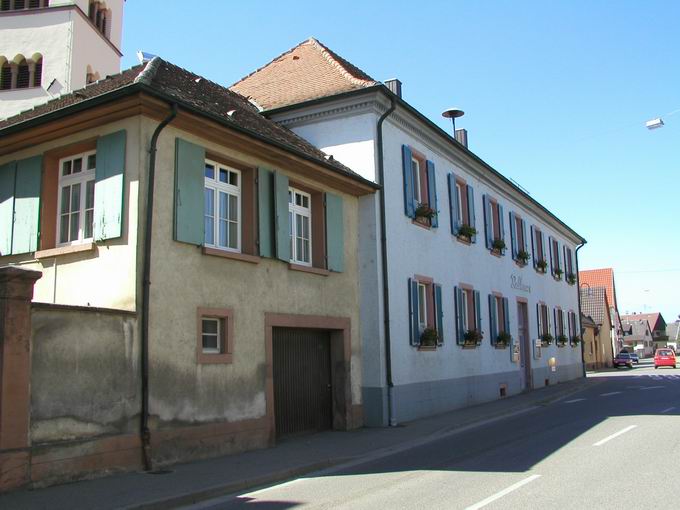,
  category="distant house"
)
[620,319,654,357]
[580,287,615,369]
[579,268,623,352]
[621,313,668,350]
[667,321,680,350]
